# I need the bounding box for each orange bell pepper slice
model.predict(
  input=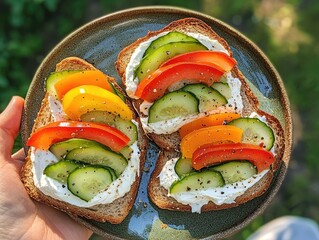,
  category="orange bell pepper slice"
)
[54,70,115,99]
[179,113,241,138]
[192,143,276,173]
[180,125,243,158]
